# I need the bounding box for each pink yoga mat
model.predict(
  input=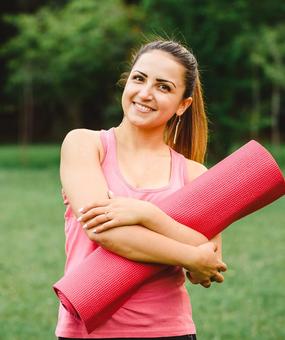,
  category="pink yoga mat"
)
[53,140,285,333]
